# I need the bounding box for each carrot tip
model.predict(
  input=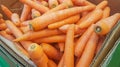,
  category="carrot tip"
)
[95,25,102,33]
